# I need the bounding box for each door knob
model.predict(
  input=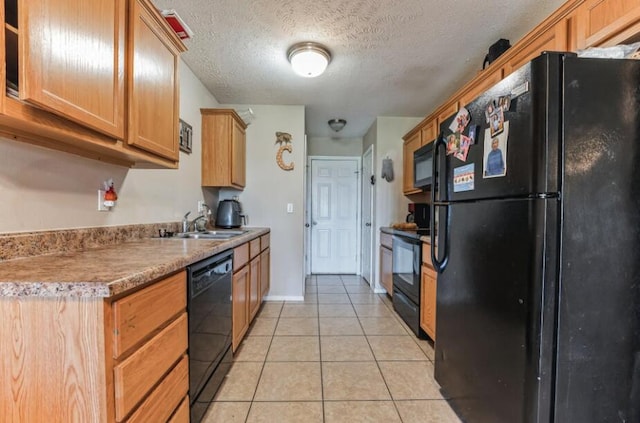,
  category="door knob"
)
[365,223,371,227]
[312,221,318,225]
[305,223,310,227]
